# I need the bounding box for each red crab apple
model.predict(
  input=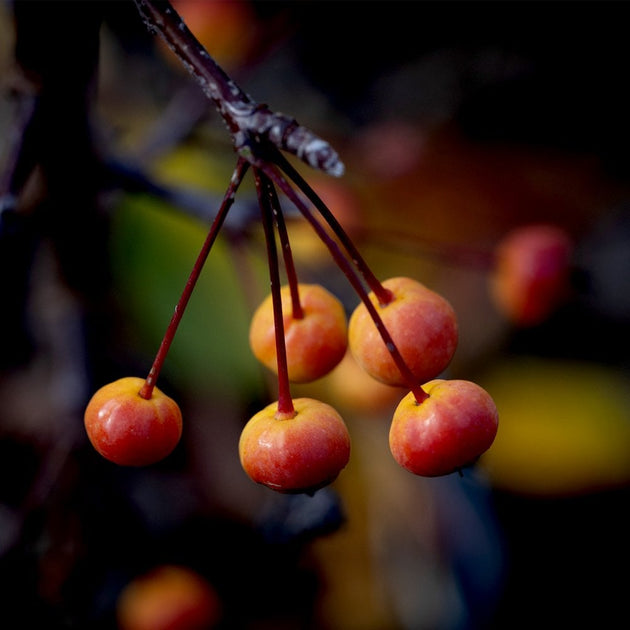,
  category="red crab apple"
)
[239,397,351,493]
[348,276,458,387]
[84,377,182,466]
[490,223,573,326]
[117,564,222,630]
[249,283,348,383]
[389,379,498,477]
